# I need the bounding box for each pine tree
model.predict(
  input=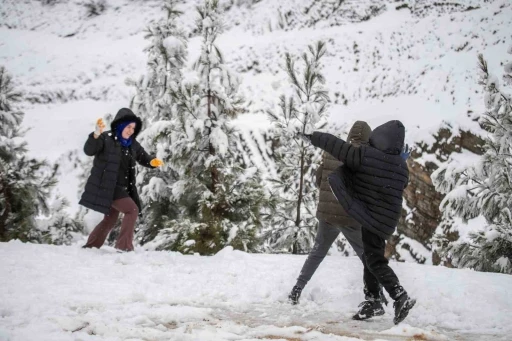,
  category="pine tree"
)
[128,0,187,122]
[264,41,329,254]
[126,0,187,245]
[40,197,84,245]
[0,66,58,242]
[432,50,512,274]
[146,0,269,254]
